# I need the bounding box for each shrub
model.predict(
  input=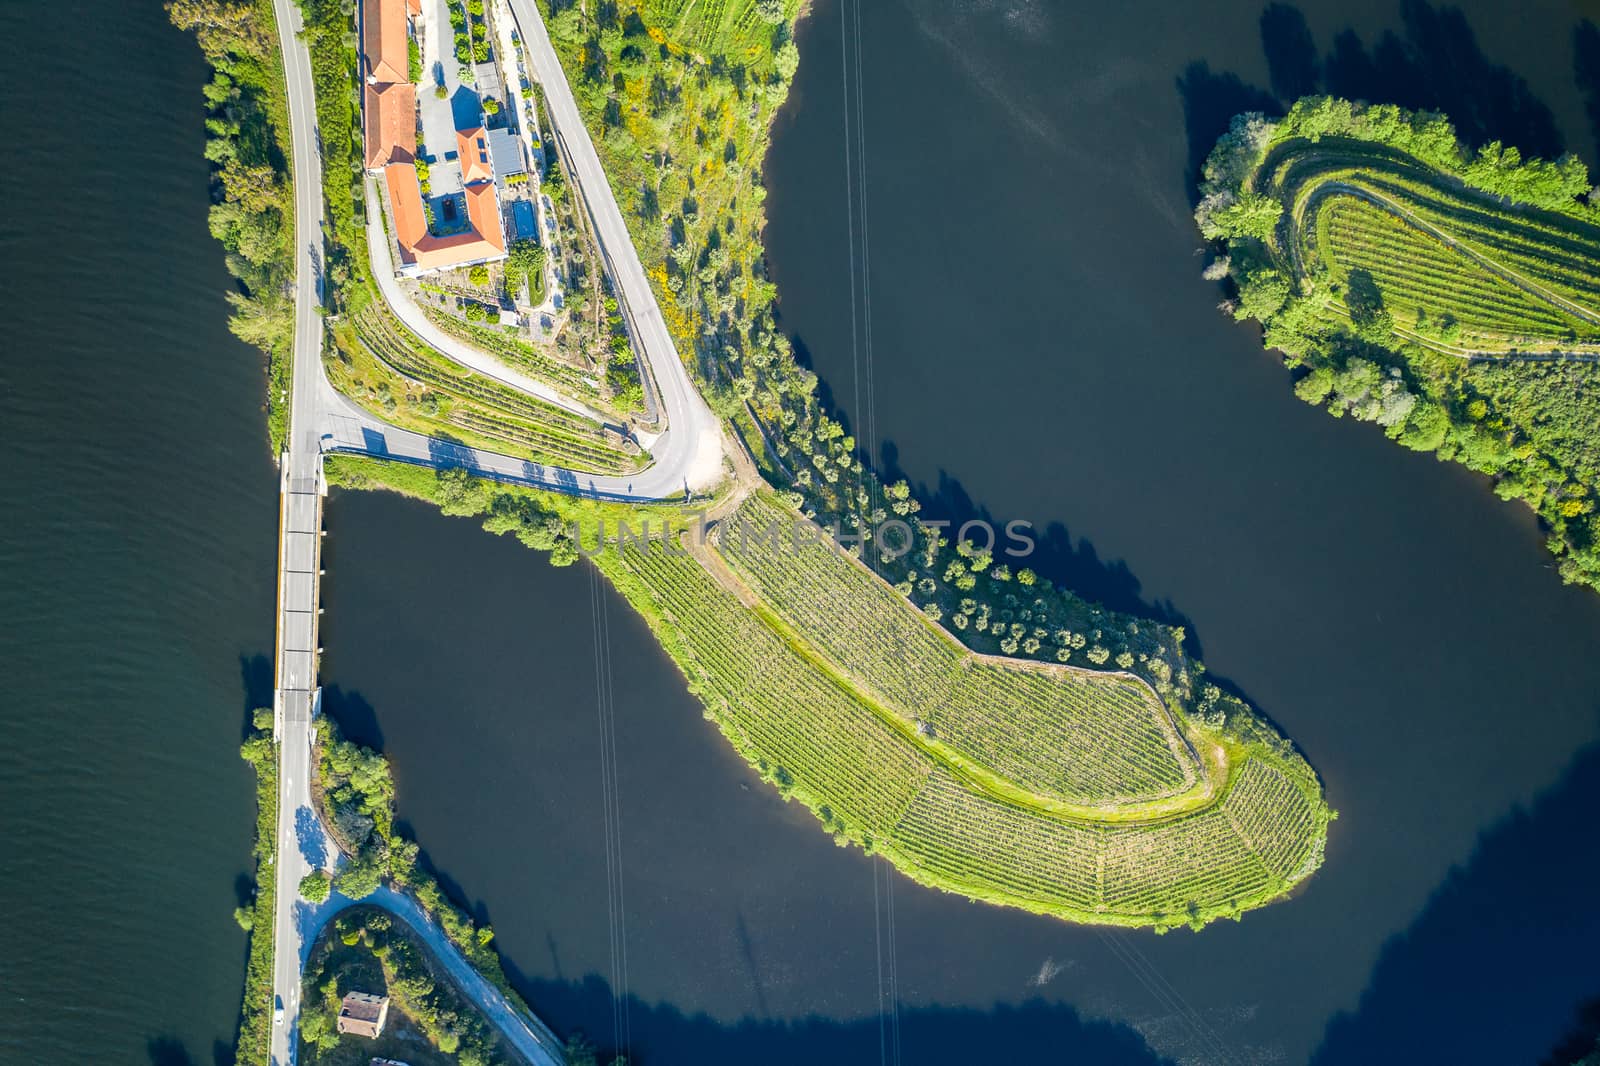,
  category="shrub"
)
[299,870,331,903]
